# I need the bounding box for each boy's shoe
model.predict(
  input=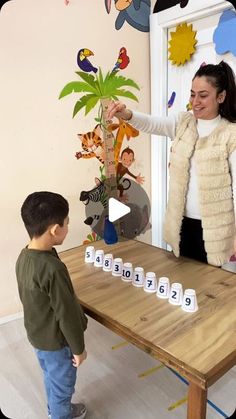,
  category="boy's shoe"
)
[48,403,87,419]
[71,403,87,419]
